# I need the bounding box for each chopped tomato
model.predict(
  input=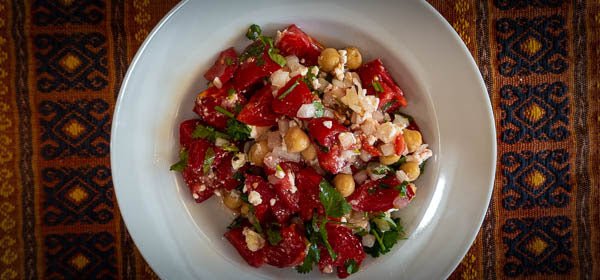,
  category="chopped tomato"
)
[316,144,348,174]
[394,134,406,155]
[233,42,282,93]
[244,175,275,223]
[356,59,407,112]
[179,119,200,148]
[237,85,279,126]
[213,148,243,190]
[318,223,365,278]
[306,118,347,147]
[270,198,294,224]
[346,176,402,212]
[361,137,382,157]
[272,75,315,118]
[296,167,324,221]
[193,83,246,129]
[269,162,301,212]
[224,227,266,267]
[181,139,215,203]
[276,24,324,66]
[264,224,307,267]
[204,47,238,84]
